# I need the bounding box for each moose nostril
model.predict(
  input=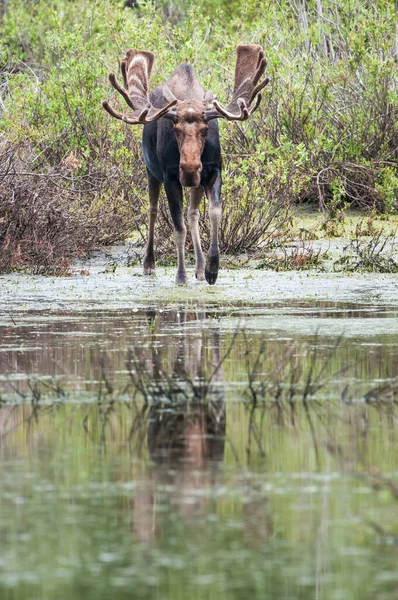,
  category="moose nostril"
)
[179,166,202,188]
[180,162,202,173]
